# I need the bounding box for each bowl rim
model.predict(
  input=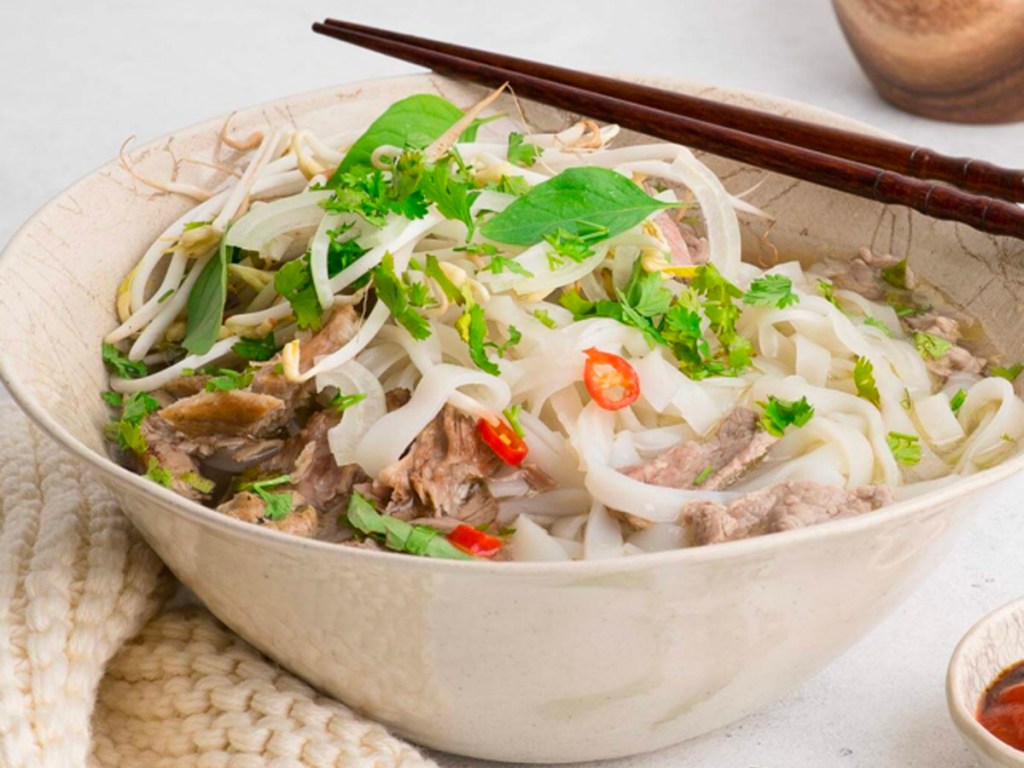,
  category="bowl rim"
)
[946,596,1024,765]
[2,71,1022,576]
